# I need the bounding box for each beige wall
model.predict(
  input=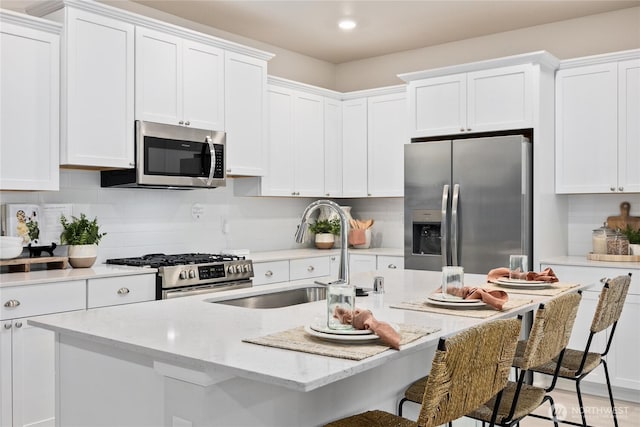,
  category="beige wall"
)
[335,7,640,91]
